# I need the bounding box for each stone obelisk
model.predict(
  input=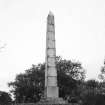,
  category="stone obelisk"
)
[38,11,67,104]
[45,11,58,98]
